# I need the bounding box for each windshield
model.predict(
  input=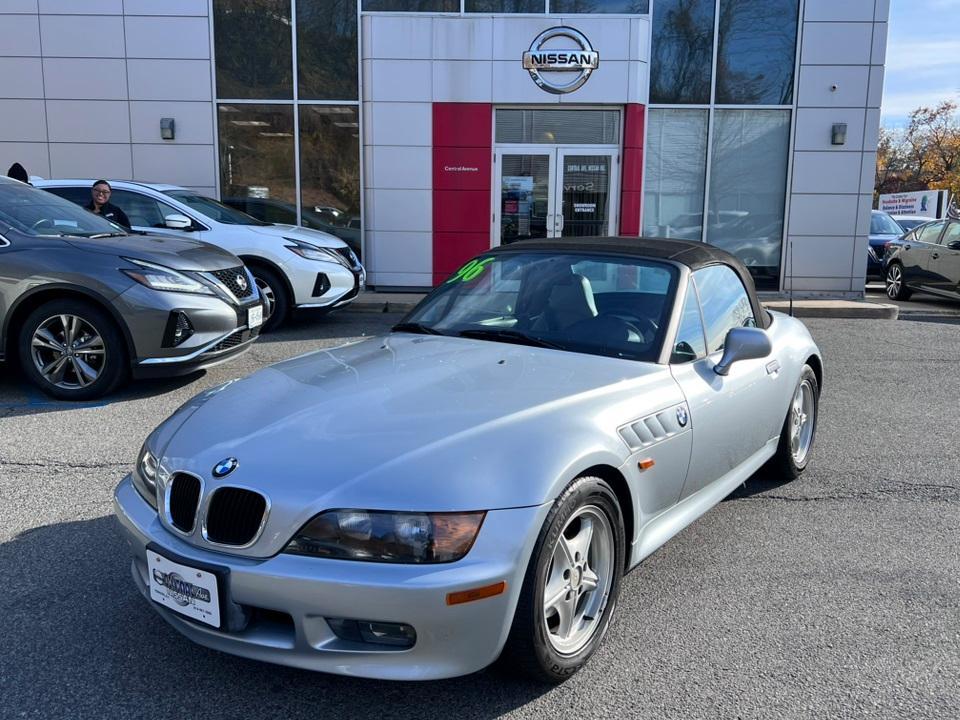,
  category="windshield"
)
[400,252,679,362]
[163,191,270,225]
[895,217,928,231]
[0,180,127,237]
[871,211,903,236]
